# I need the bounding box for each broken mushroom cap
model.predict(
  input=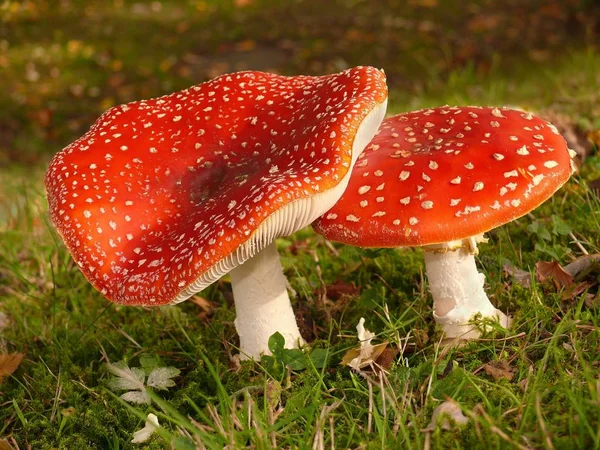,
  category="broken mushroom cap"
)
[314,106,573,247]
[46,67,388,306]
